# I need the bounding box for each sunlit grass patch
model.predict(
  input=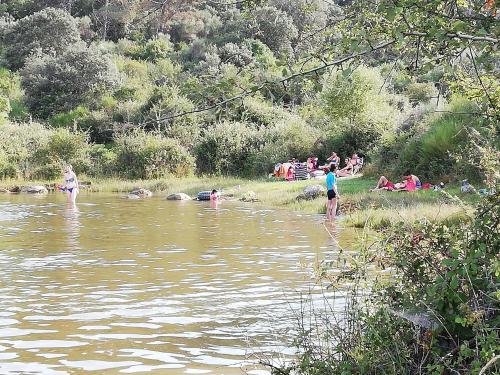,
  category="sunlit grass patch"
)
[345,203,469,230]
